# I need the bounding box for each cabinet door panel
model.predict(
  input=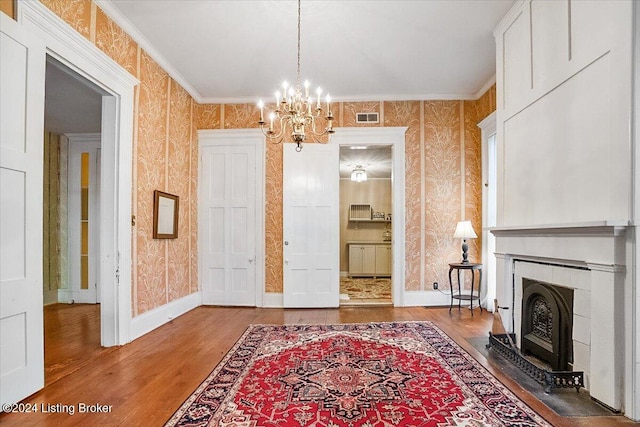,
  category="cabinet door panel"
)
[375,245,391,276]
[348,245,364,276]
[362,246,376,274]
